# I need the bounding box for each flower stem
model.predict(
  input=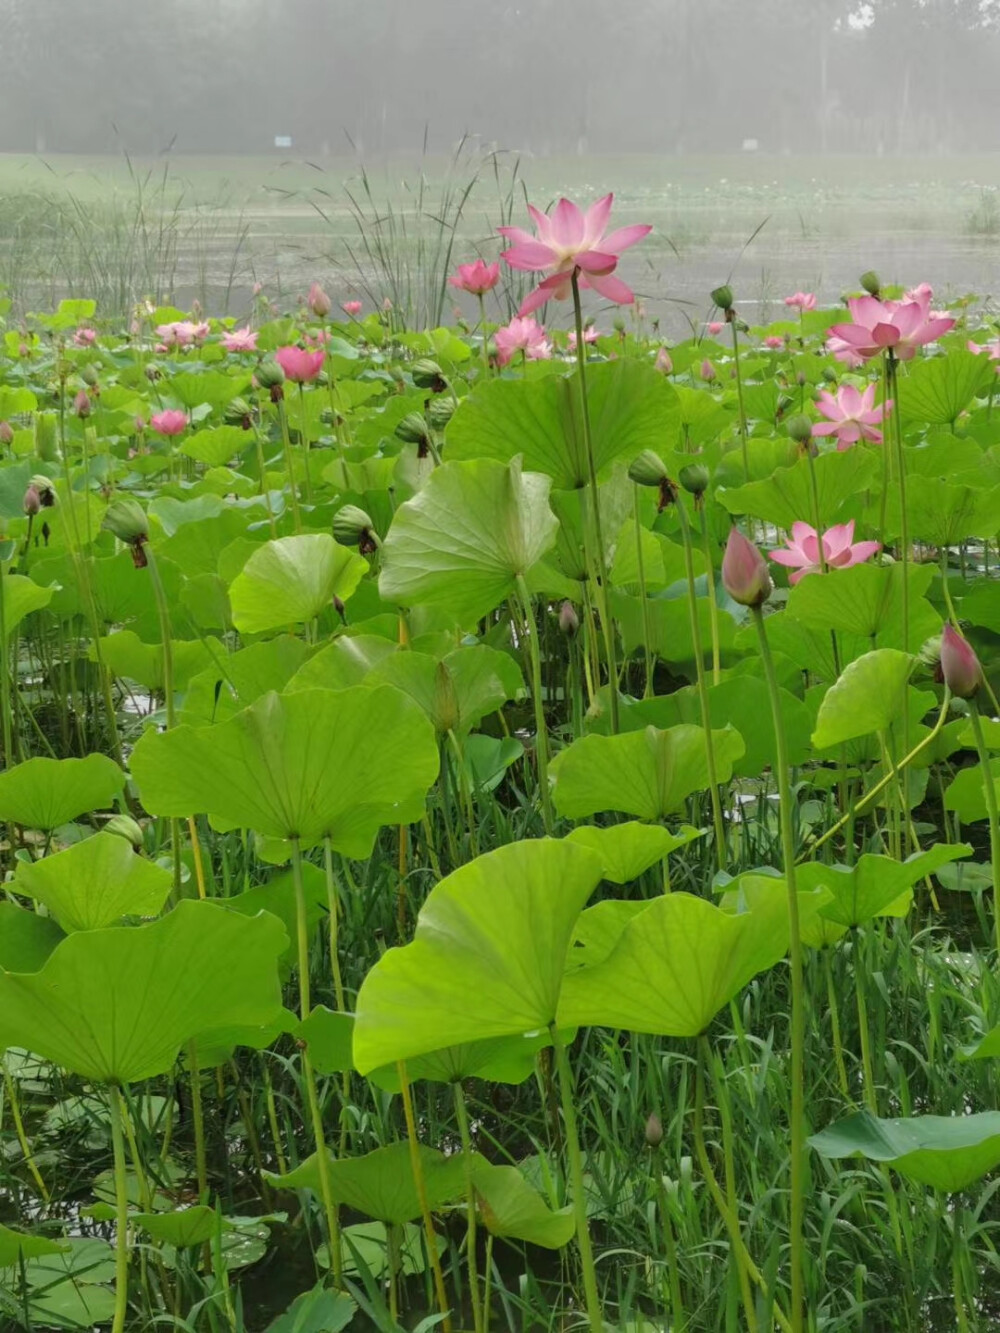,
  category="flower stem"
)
[968,701,1000,954]
[276,397,302,533]
[571,271,619,734]
[398,1060,453,1331]
[477,293,490,378]
[633,483,655,698]
[698,504,722,686]
[453,1081,484,1333]
[108,1084,131,1333]
[730,319,750,483]
[751,605,805,1332]
[549,1024,603,1333]
[516,574,553,833]
[886,351,910,745]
